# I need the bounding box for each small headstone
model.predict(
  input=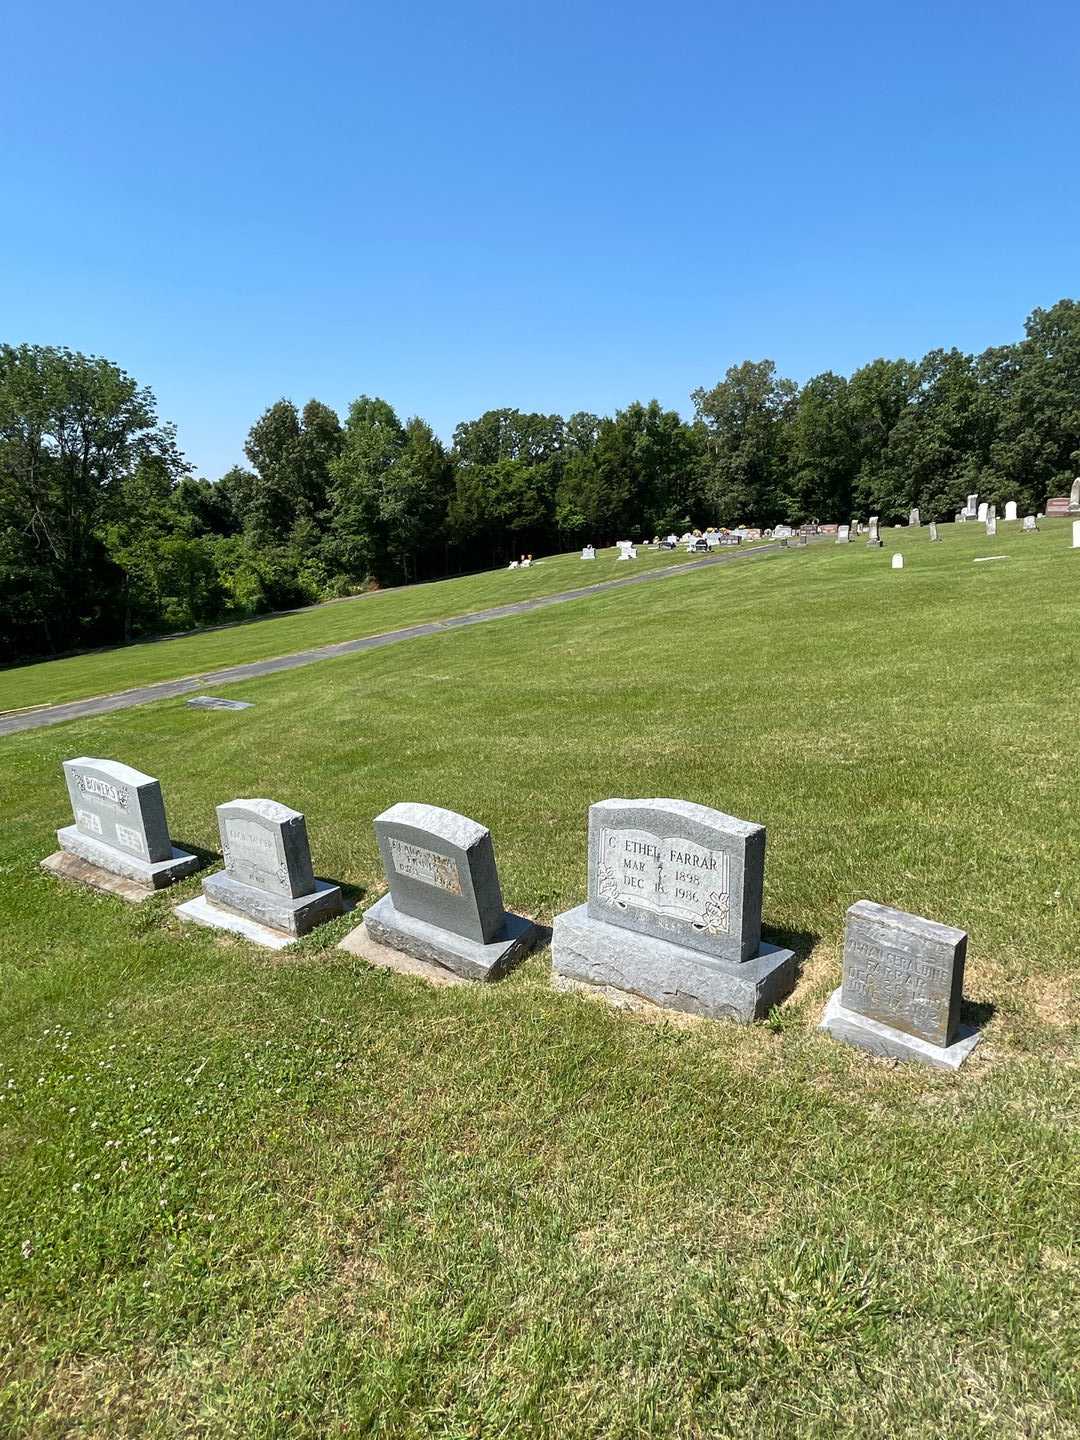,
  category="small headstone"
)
[891,553,904,569]
[1004,500,1018,521]
[928,521,939,542]
[836,524,850,543]
[955,512,965,523]
[550,798,795,1023]
[176,799,343,946]
[988,503,997,522]
[1023,514,1038,532]
[866,516,882,548]
[977,502,989,523]
[186,695,254,711]
[353,803,538,981]
[964,492,979,518]
[581,545,596,559]
[508,561,519,569]
[1070,477,1080,513]
[986,516,997,537]
[820,900,980,1069]
[45,758,200,896]
[908,508,921,527]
